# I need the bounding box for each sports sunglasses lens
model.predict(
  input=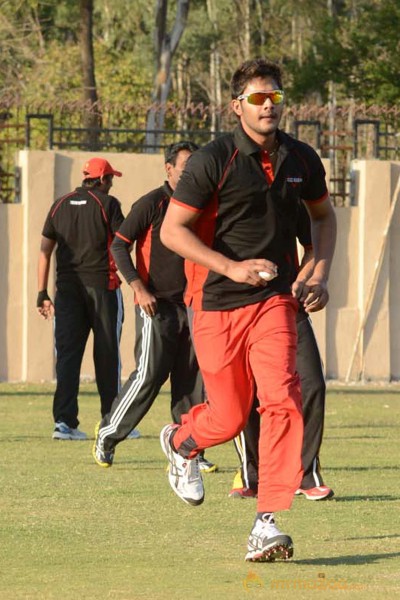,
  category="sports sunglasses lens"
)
[271,91,284,104]
[247,93,268,105]
[247,91,284,105]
